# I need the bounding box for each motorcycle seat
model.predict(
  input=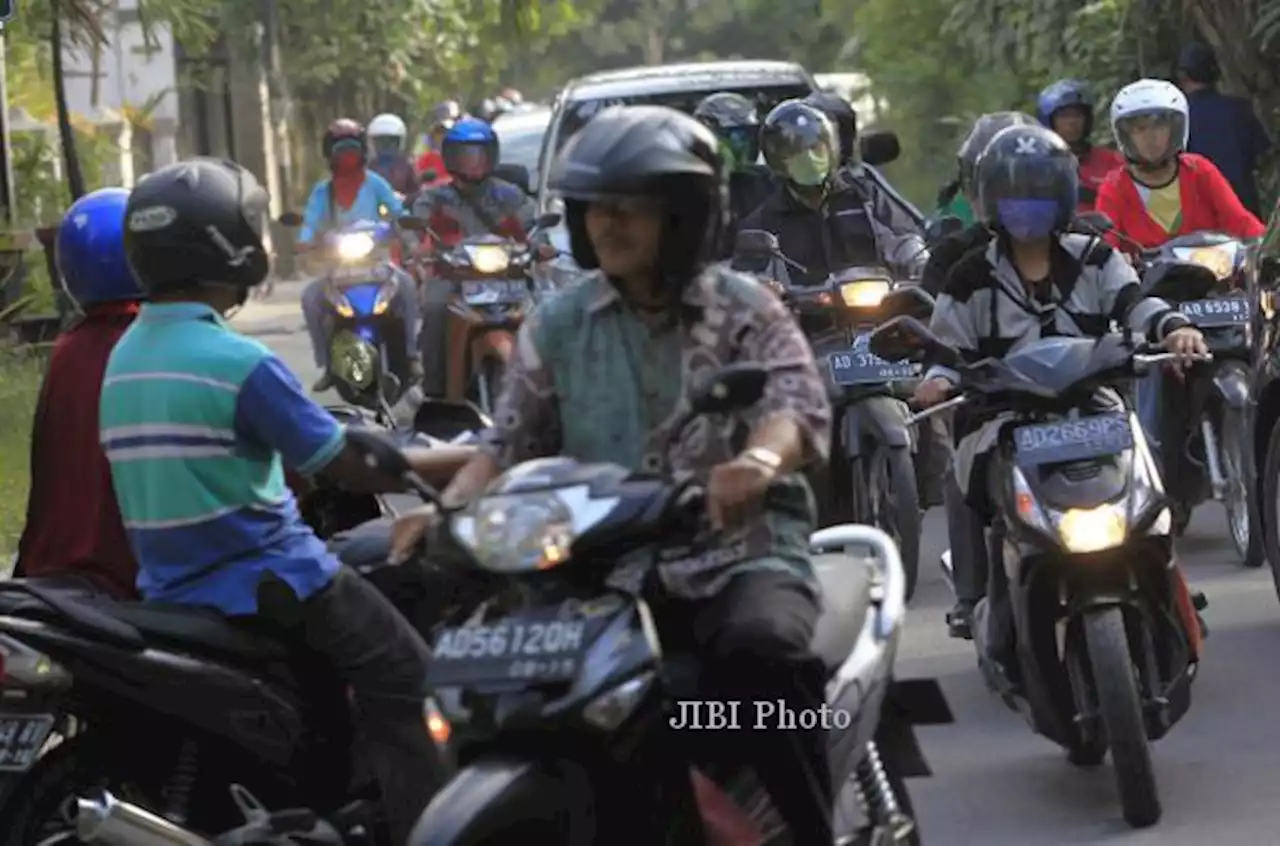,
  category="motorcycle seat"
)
[105,603,291,661]
[811,553,873,674]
